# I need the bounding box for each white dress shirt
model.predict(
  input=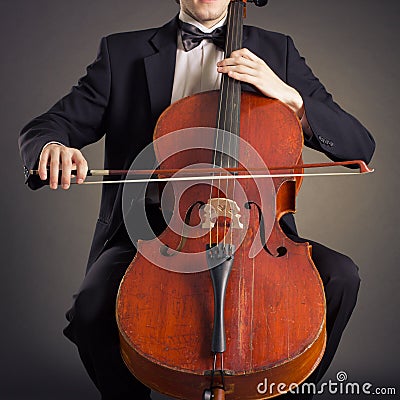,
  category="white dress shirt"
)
[171,10,226,104]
